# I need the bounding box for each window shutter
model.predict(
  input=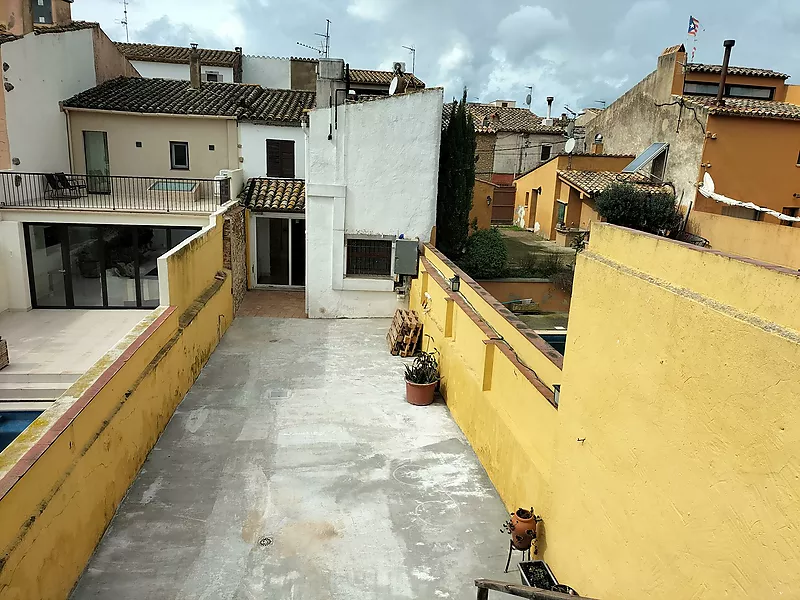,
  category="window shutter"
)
[280,141,295,179]
[266,140,282,177]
